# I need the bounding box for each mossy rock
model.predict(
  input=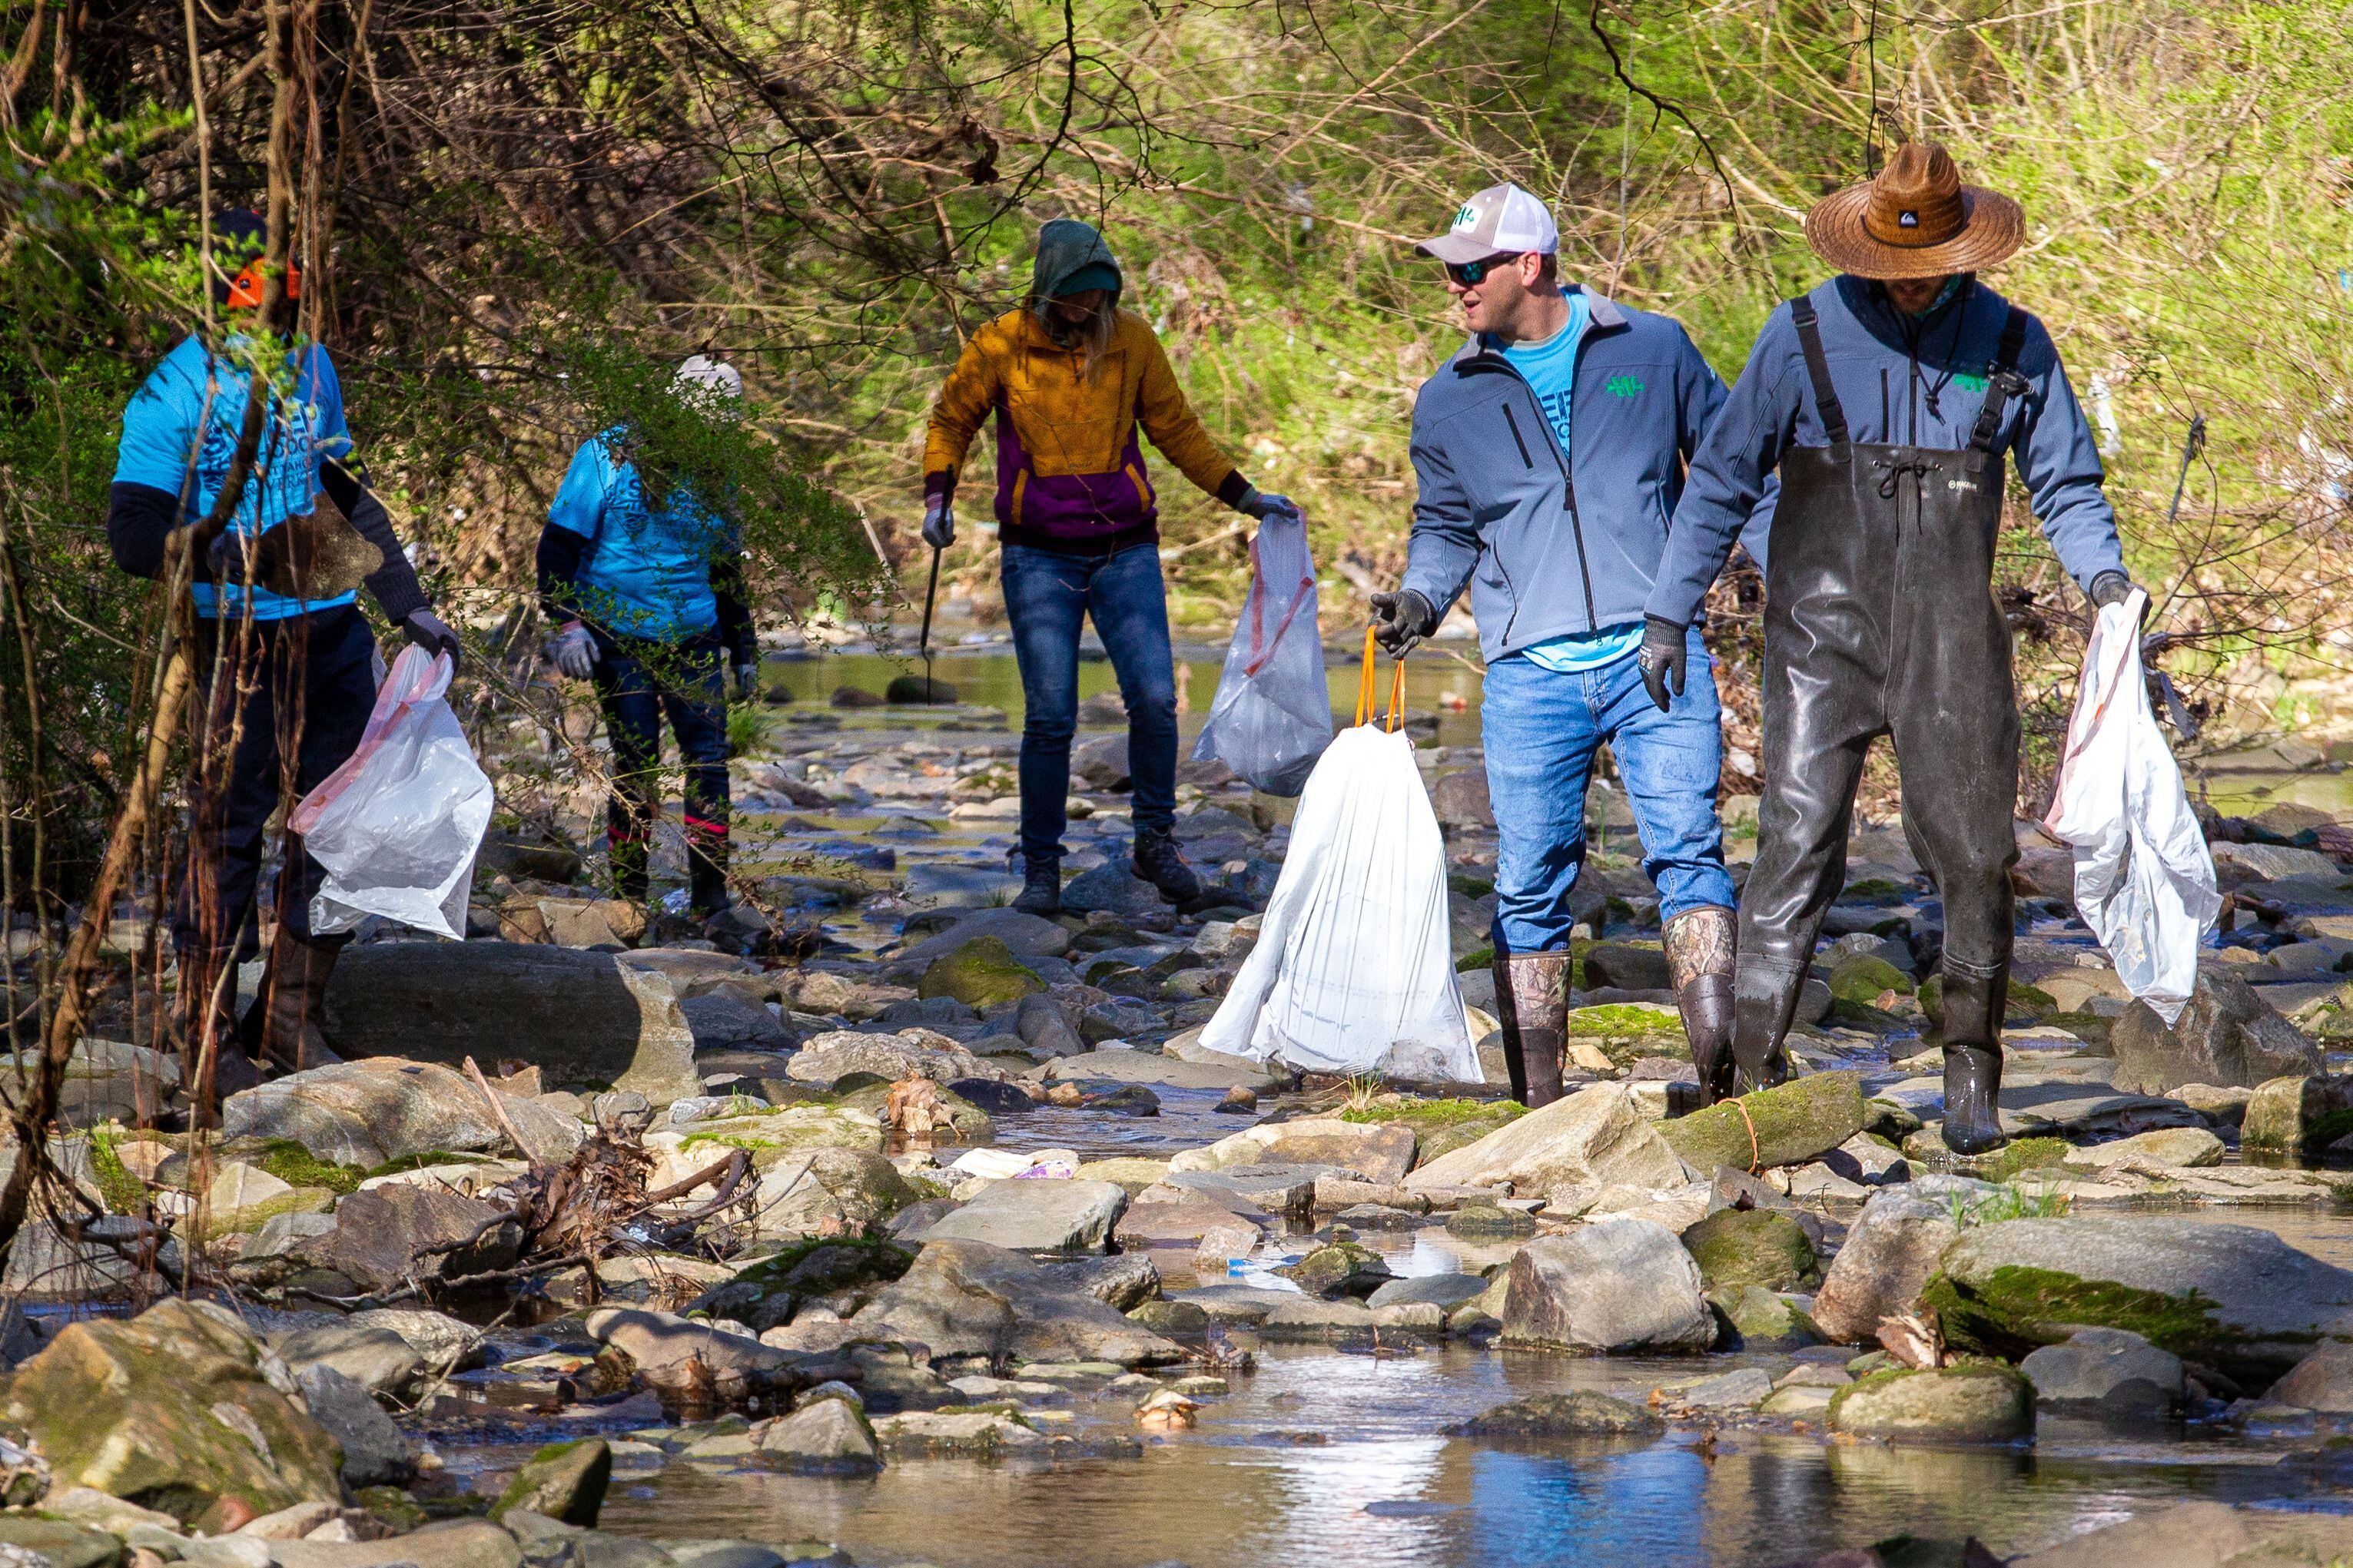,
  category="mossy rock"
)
[0,1520,121,1568]
[1659,1072,1867,1171]
[1828,953,1913,1006]
[1447,1391,1664,1438]
[1446,1202,1538,1239]
[1565,1003,1685,1040]
[1414,1115,1523,1165]
[1074,1156,1173,1194]
[916,935,1044,1010]
[1342,1097,1526,1130]
[1127,1299,1210,1336]
[1455,946,1495,973]
[673,1105,886,1169]
[1825,1363,2033,1442]
[1707,1284,1818,1350]
[1920,975,2057,1028]
[1681,1207,1820,1291]
[1276,1241,1392,1300]
[734,1235,916,1299]
[490,1437,611,1527]
[1976,1136,2071,1182]
[1863,1099,1923,1141]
